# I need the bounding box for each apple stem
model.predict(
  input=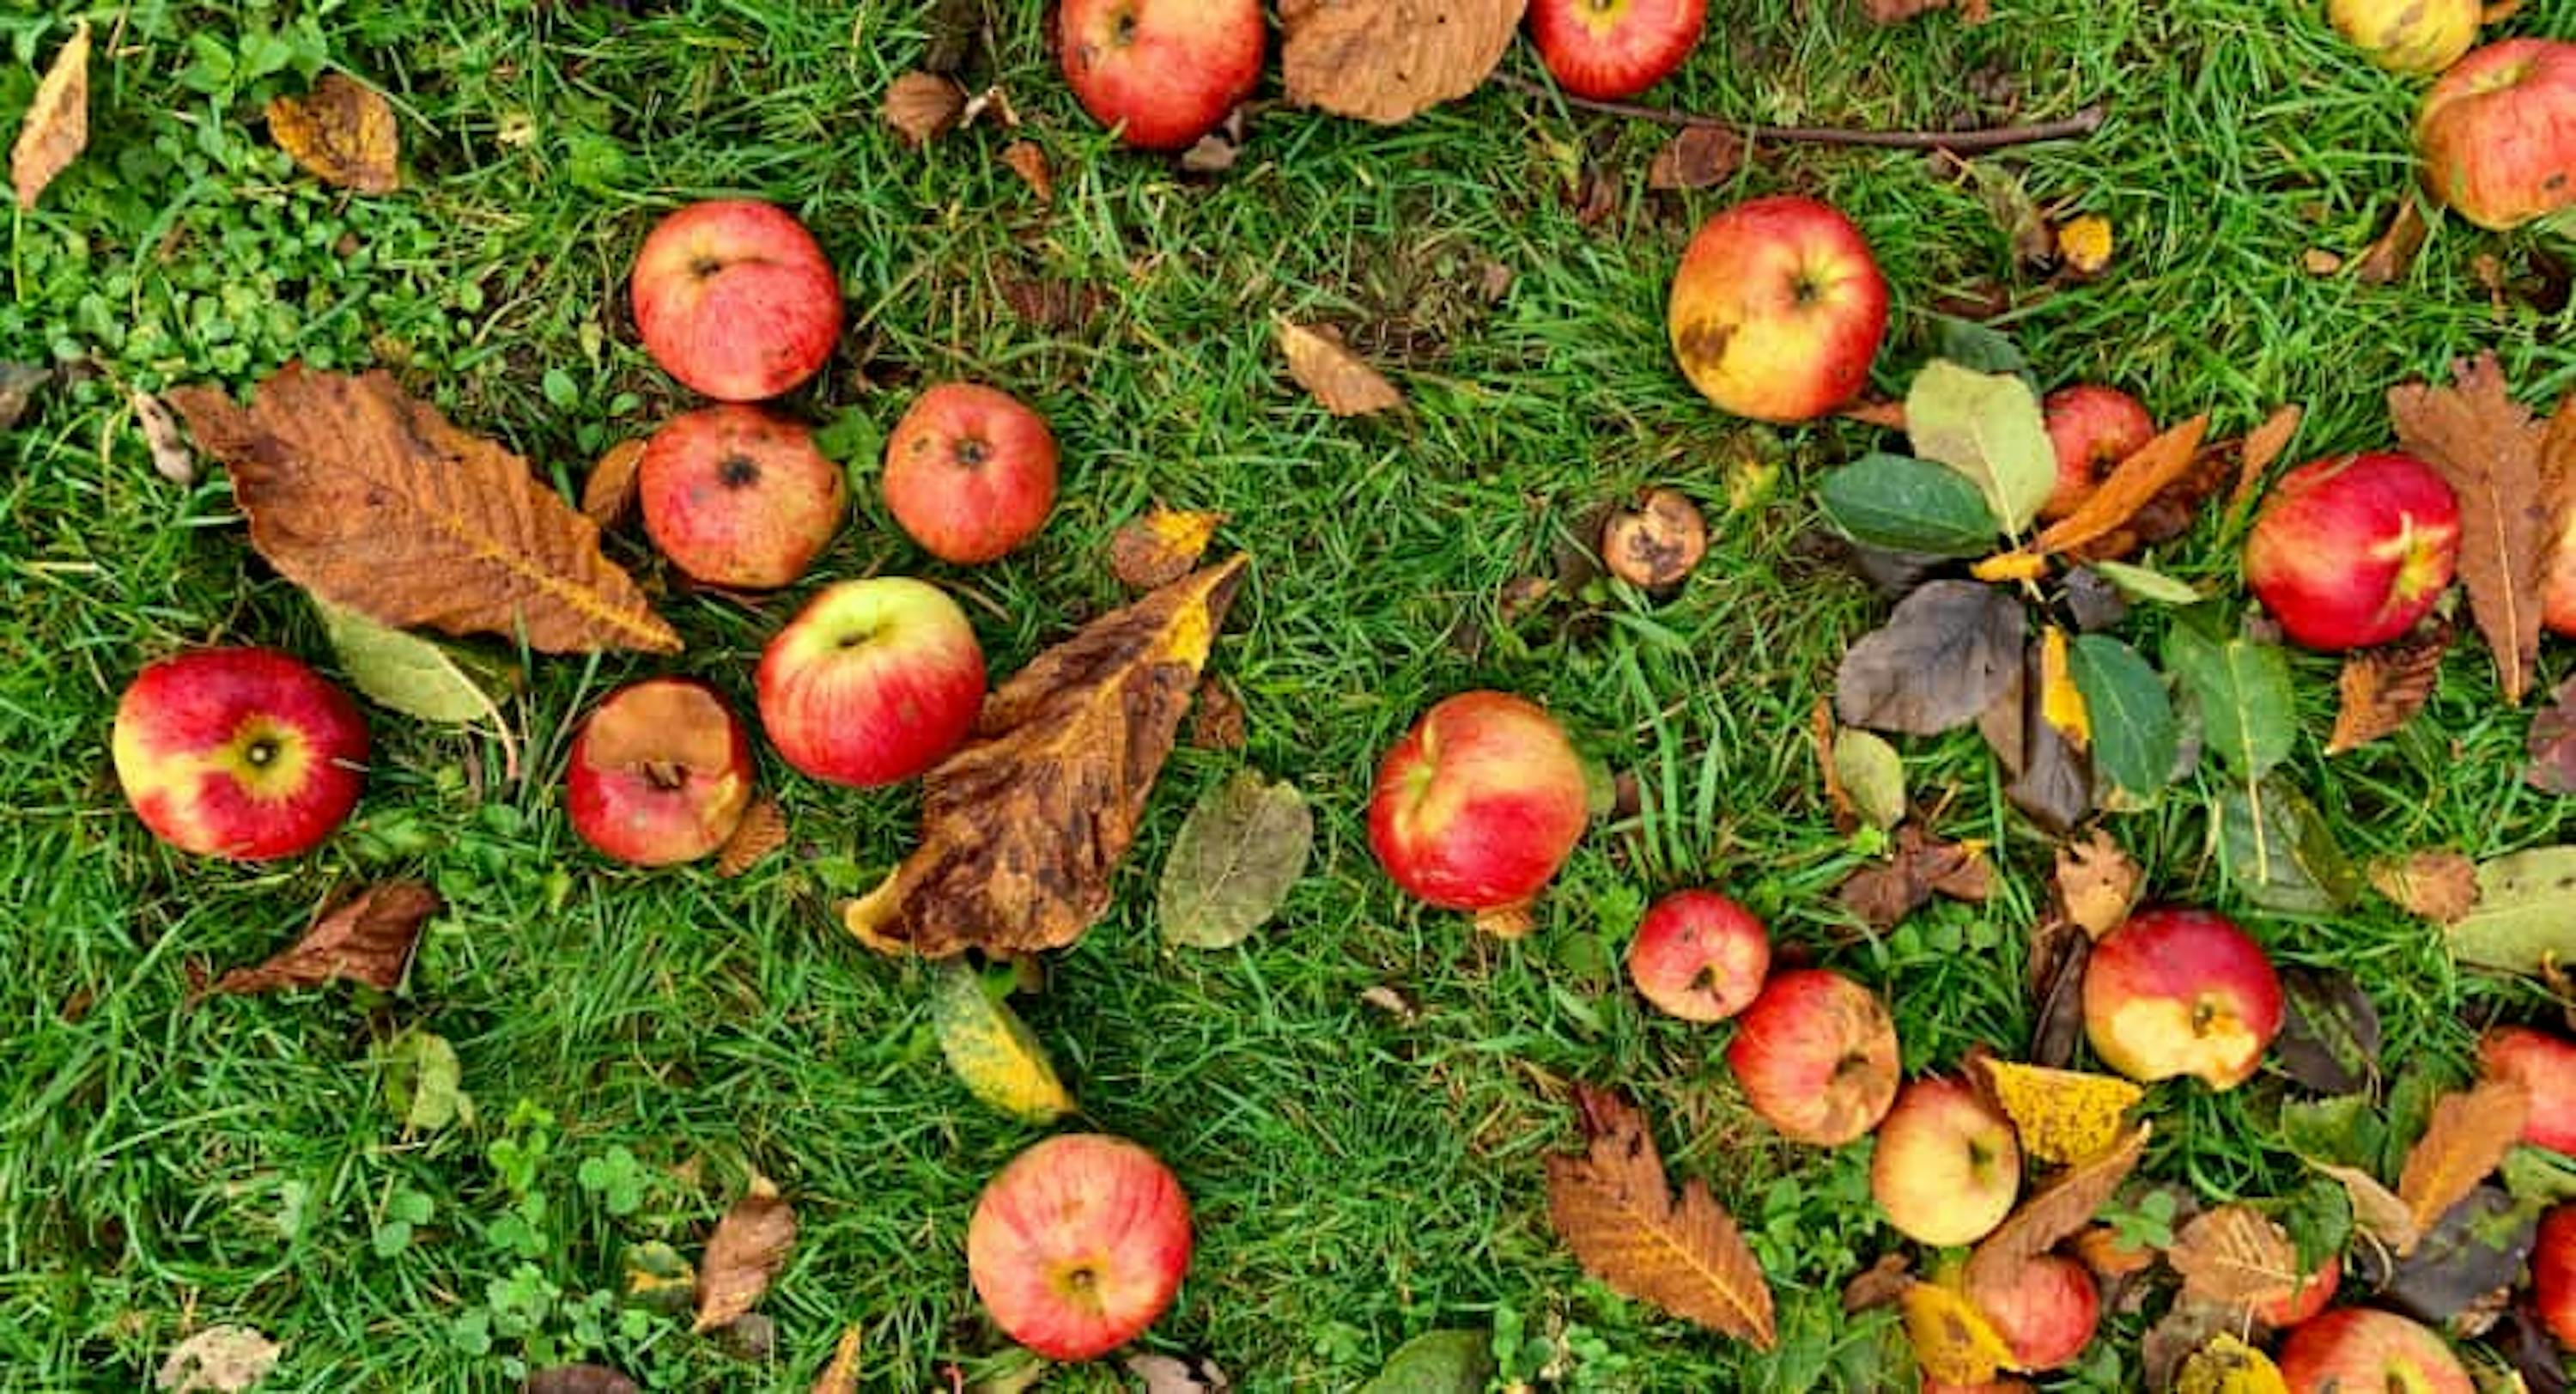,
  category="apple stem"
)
[1494,73,2109,154]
